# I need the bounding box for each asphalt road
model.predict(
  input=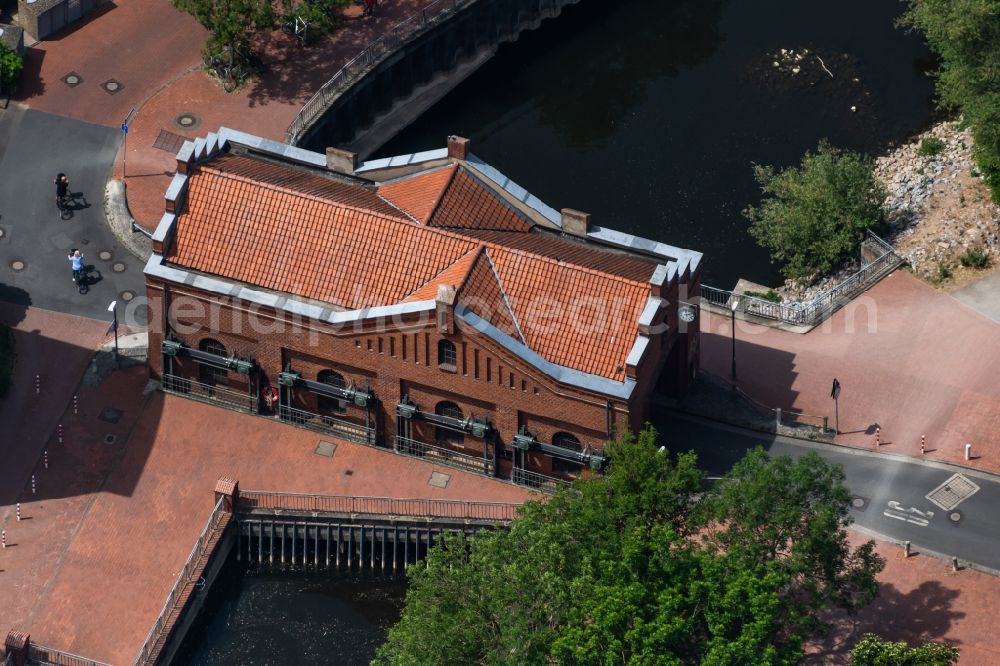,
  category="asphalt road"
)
[0,105,145,324]
[654,410,1000,572]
